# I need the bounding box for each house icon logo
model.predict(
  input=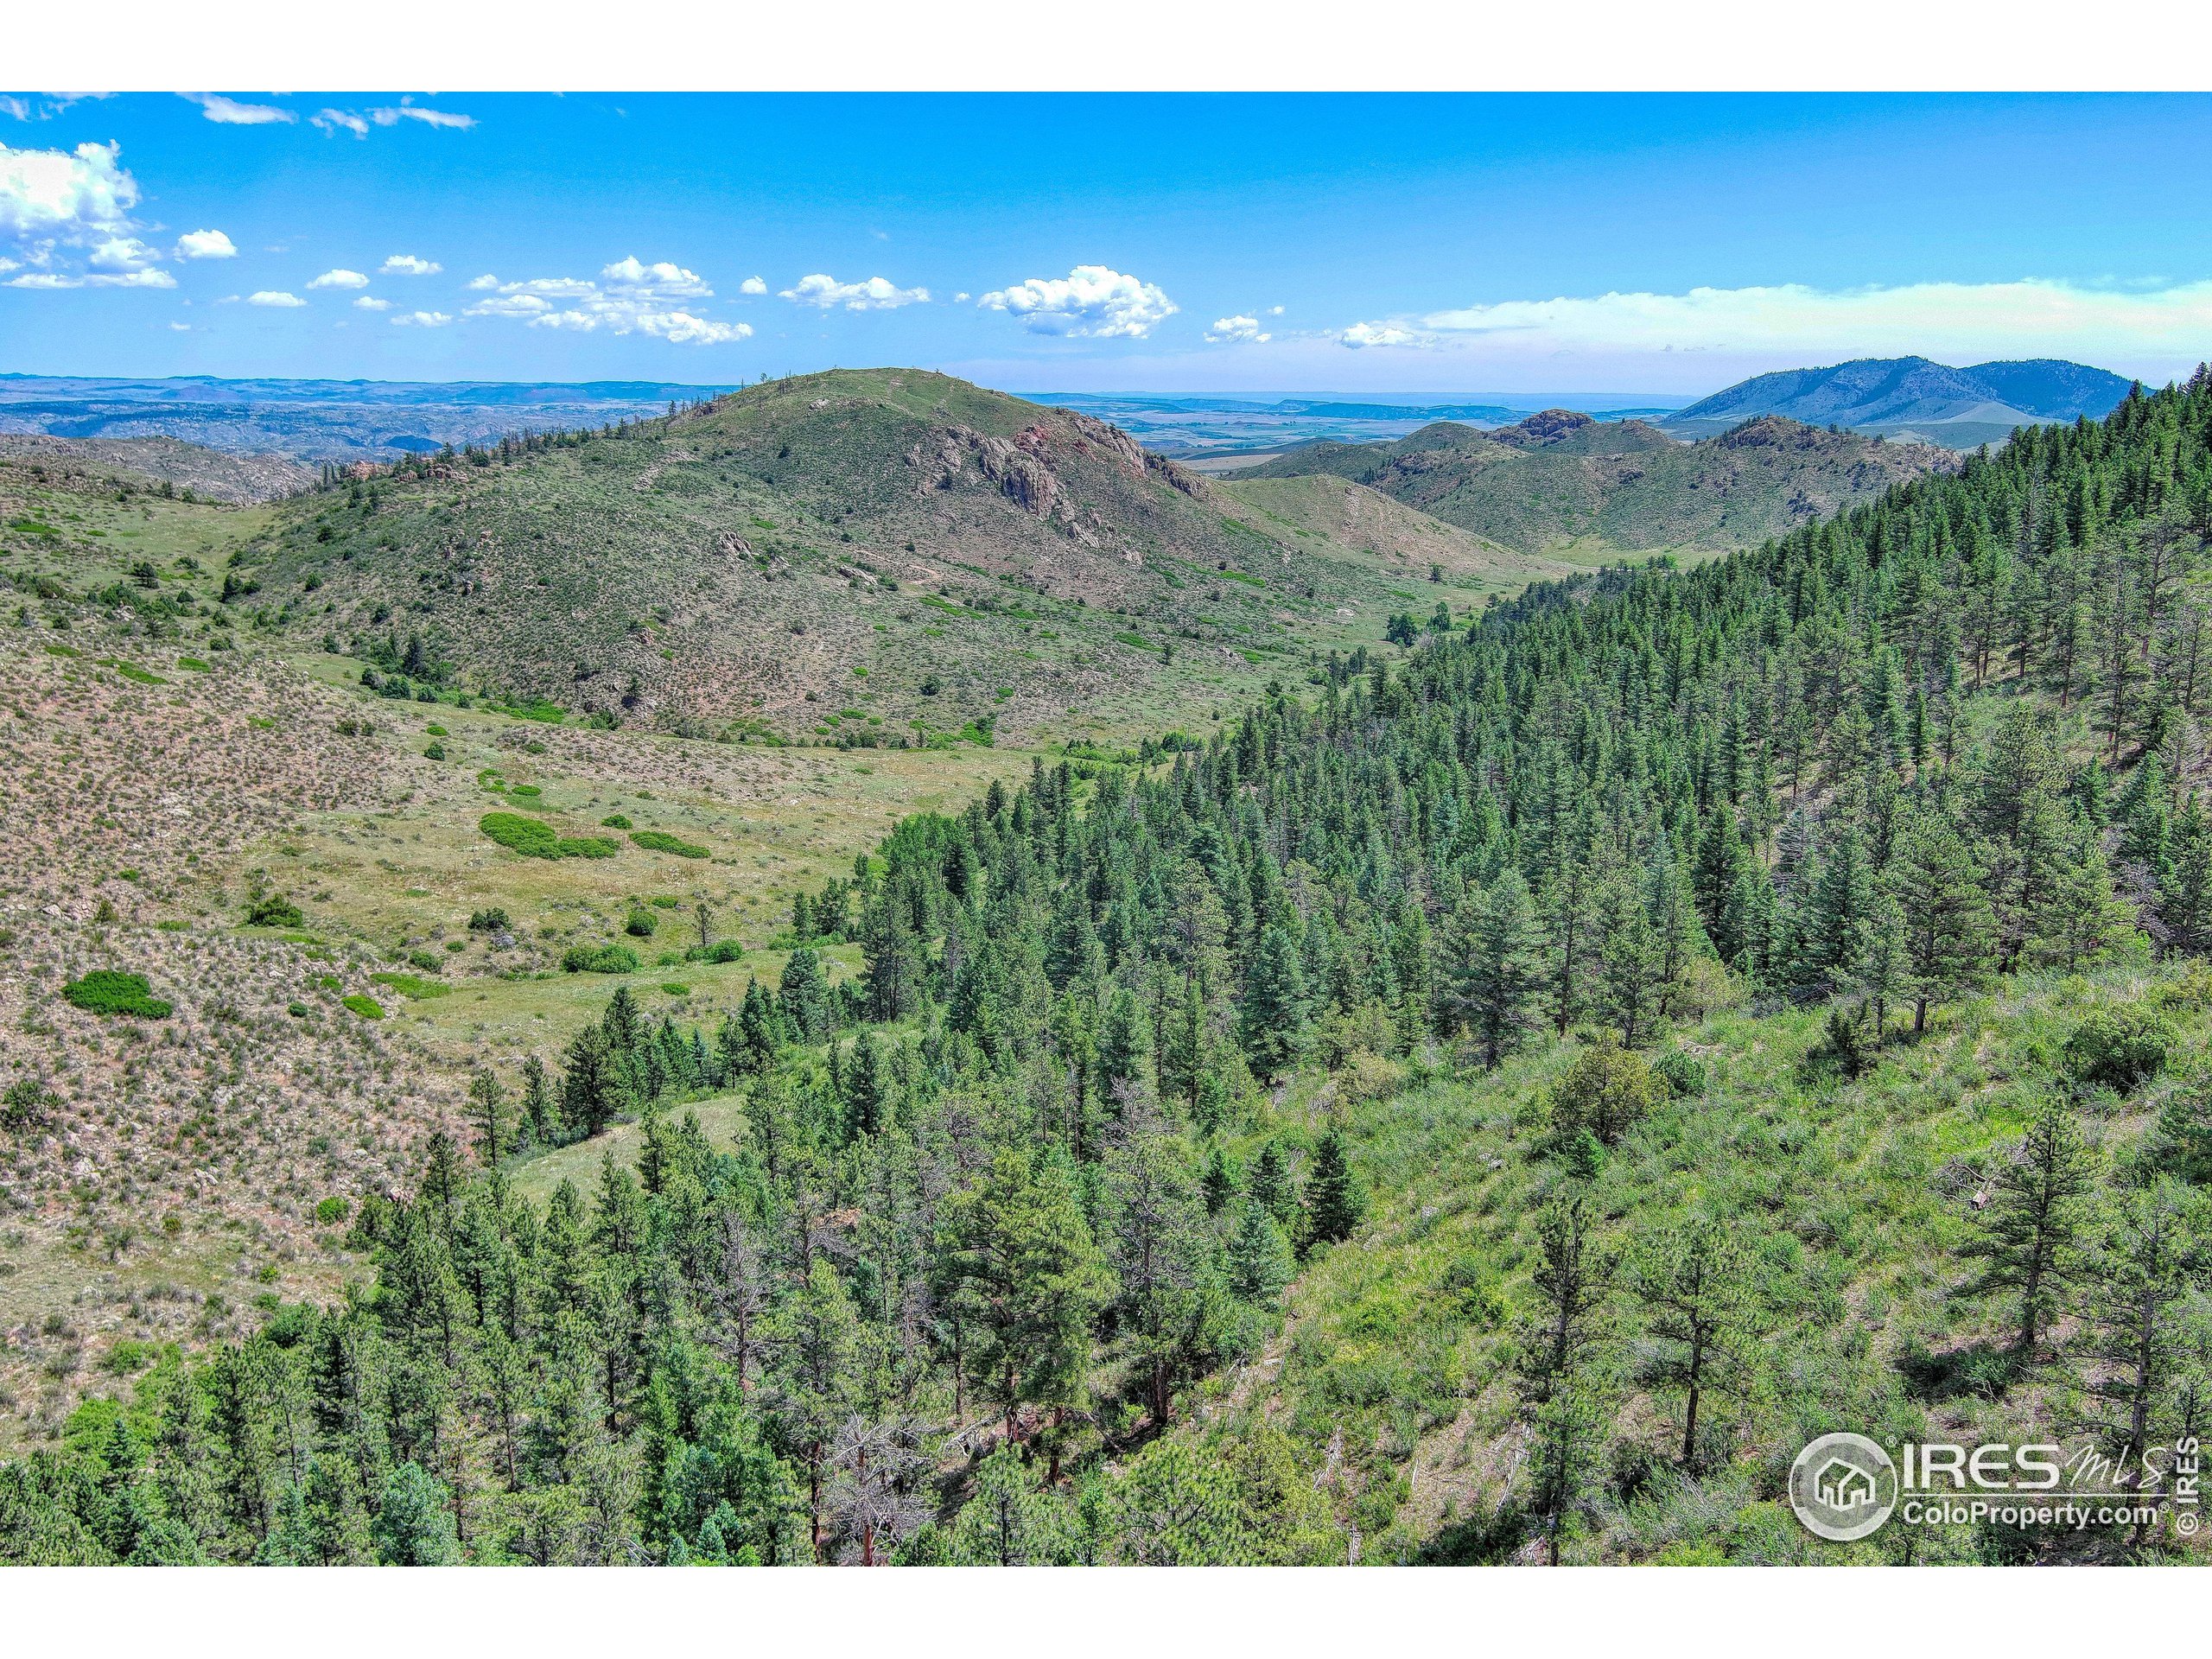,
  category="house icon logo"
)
[1789,1433,1898,1541]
